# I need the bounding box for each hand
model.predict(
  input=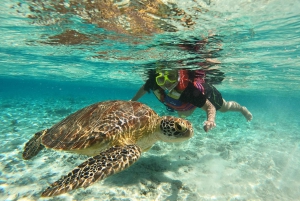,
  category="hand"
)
[203,121,216,132]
